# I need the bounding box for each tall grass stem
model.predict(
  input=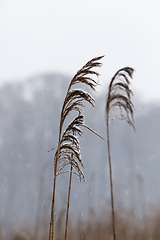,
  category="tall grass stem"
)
[65,164,73,240]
